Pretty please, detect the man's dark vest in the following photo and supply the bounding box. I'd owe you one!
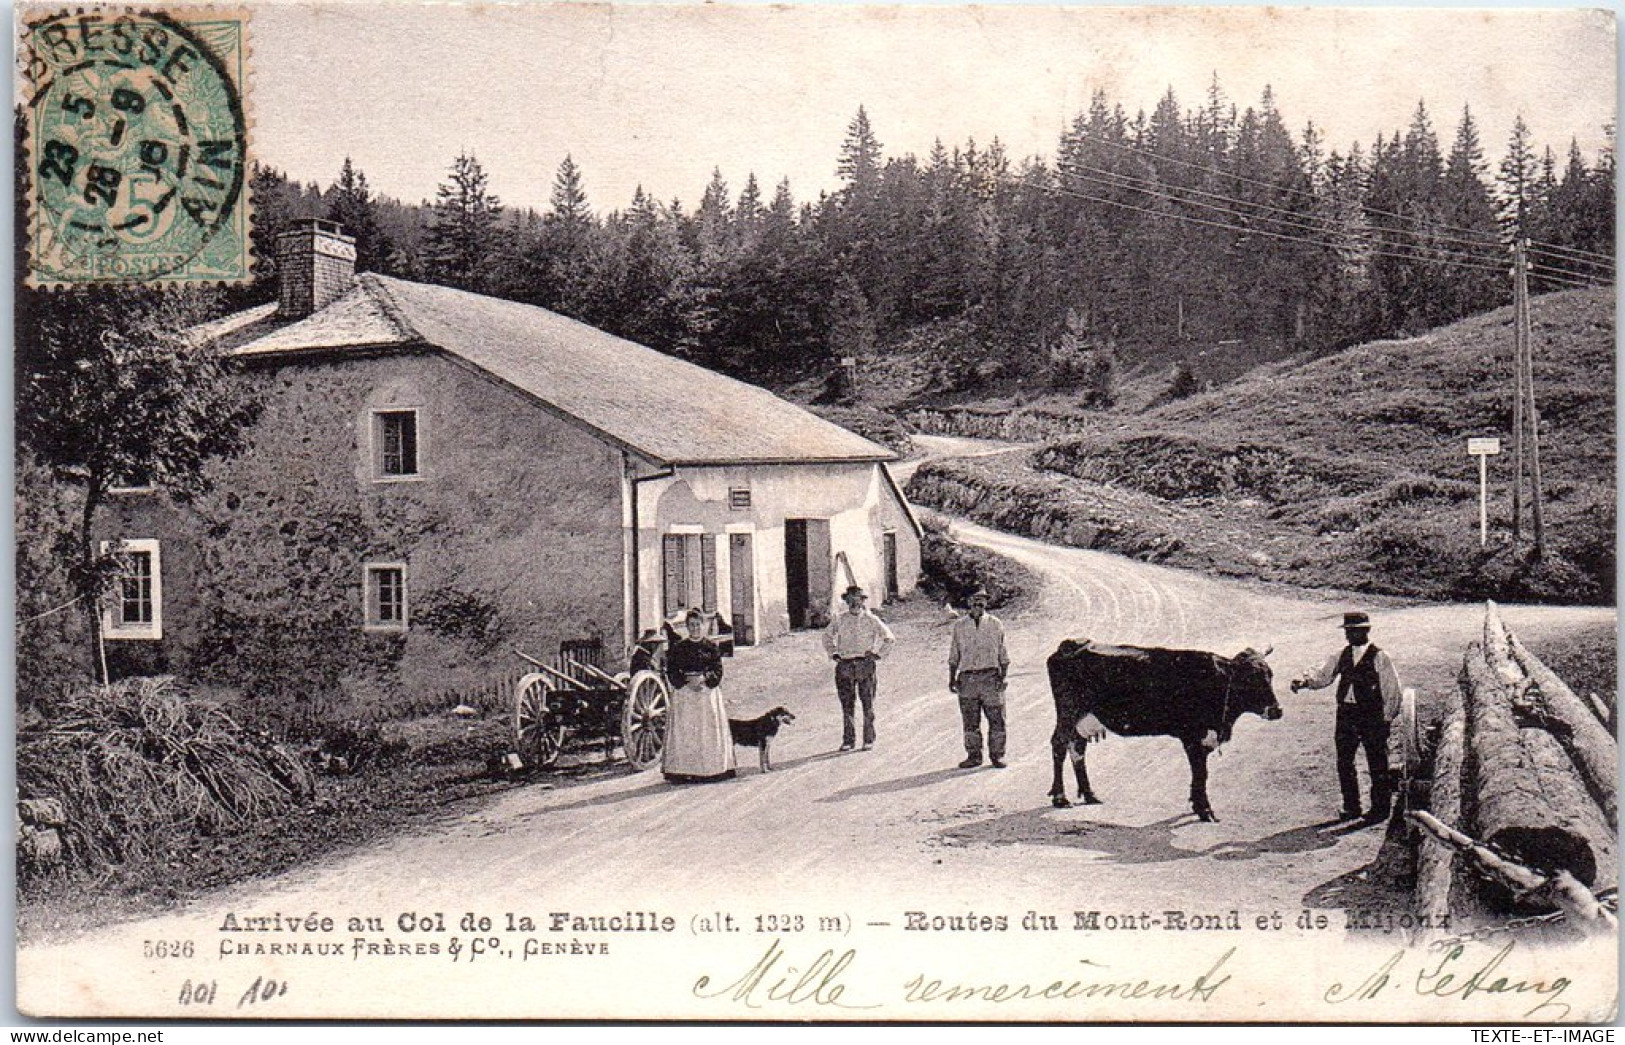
[1335,644,1385,719]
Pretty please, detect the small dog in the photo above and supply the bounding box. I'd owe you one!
[728,707,797,772]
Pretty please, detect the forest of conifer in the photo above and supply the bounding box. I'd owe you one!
[247,82,1615,397]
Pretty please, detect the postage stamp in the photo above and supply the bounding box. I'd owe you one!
[9,1,1618,1029]
[18,6,251,286]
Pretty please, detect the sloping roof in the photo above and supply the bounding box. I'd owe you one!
[223,275,893,467]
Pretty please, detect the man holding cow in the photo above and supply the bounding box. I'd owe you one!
[1291,611,1402,824]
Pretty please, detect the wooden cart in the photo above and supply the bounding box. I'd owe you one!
[512,638,668,771]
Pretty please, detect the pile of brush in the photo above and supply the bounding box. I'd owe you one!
[18,676,316,875]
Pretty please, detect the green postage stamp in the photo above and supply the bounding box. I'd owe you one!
[19,6,251,286]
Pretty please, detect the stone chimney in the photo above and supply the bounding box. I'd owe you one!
[276,219,356,318]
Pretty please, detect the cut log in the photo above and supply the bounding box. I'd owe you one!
[1461,642,1615,909]
[1410,810,1617,940]
[1506,630,1618,825]
[1586,692,1613,732]
[1415,688,1469,939]
[1481,603,1528,689]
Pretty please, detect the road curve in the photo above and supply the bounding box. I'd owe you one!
[19,435,1615,1019]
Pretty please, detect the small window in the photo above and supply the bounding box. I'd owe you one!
[102,539,162,640]
[373,410,420,479]
[364,564,408,631]
[108,469,155,495]
[728,487,752,510]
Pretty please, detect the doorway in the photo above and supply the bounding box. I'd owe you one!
[784,518,832,629]
[728,533,755,646]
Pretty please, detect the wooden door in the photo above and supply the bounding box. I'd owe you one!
[661,534,686,619]
[700,534,718,613]
[729,533,754,646]
[804,519,833,625]
[784,520,809,629]
[883,531,899,599]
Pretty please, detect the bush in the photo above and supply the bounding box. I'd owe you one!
[918,531,1036,611]
[17,676,315,876]
[808,405,916,455]
[1037,432,1392,505]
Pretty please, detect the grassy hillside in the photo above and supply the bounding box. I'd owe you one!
[1137,289,1615,486]
[908,288,1616,605]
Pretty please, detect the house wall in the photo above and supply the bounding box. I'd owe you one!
[635,462,921,643]
[98,351,626,724]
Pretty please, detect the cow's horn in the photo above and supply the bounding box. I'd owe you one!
[1262,645,1274,657]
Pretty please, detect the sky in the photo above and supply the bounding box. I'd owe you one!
[233,5,1617,213]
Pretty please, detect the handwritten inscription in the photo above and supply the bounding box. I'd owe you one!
[691,941,1235,1010]
[902,948,1234,1006]
[131,906,1603,1018]
[1324,942,1574,1019]
[693,938,878,1010]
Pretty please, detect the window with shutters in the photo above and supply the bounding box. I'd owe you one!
[661,531,718,618]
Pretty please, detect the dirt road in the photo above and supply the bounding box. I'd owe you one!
[19,436,1615,1019]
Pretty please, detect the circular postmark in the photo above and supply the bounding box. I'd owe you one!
[23,10,248,284]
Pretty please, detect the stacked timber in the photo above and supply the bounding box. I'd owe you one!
[1457,603,1618,913]
[1505,630,1617,824]
[1413,688,1472,935]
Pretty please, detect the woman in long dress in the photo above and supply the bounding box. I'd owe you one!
[662,609,736,783]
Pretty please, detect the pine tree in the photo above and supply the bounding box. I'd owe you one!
[547,155,592,233]
[837,106,884,194]
[325,157,393,274]
[1496,115,1539,237]
[1440,106,1505,315]
[695,167,734,265]
[531,155,600,315]
[735,173,765,250]
[425,152,504,293]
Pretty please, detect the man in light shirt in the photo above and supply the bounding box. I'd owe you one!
[1291,611,1402,824]
[822,585,895,751]
[949,588,1010,769]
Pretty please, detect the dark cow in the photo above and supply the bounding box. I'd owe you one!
[1046,639,1282,822]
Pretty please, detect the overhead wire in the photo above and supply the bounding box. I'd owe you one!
[1076,132,1616,269]
[1056,161,1514,273]
[1077,133,1513,250]
[1528,241,1616,266]
[1037,173,1515,277]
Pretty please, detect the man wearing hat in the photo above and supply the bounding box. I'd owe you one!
[949,588,1010,769]
[822,585,895,751]
[1291,611,1403,822]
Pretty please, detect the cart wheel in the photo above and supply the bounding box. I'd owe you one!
[515,673,566,769]
[621,670,669,771]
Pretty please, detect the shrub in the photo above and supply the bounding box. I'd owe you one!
[918,531,1035,611]
[808,405,916,455]
[17,676,315,875]
[1037,433,1392,505]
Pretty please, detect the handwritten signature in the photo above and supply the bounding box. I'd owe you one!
[1325,941,1574,1019]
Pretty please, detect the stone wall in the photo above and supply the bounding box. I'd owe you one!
[99,351,625,727]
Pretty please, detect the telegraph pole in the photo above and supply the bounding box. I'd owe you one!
[1510,240,1527,542]
[1518,239,1547,557]
[1508,240,1547,559]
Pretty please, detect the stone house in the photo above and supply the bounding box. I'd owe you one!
[99,220,920,715]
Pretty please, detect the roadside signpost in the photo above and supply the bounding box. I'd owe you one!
[1468,437,1502,547]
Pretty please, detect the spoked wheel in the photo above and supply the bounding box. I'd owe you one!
[514,673,566,769]
[620,670,669,771]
